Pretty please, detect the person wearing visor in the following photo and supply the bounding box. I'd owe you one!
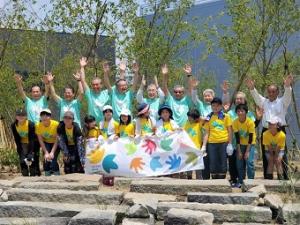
[100,105,118,140]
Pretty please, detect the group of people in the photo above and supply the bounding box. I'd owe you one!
[11,57,294,188]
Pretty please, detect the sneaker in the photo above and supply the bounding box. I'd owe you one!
[234,183,242,188]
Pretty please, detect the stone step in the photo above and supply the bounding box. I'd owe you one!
[157,202,272,223]
[68,209,117,225]
[243,179,300,193]
[0,201,128,219]
[15,181,99,191]
[130,179,231,195]
[7,188,123,205]
[282,203,300,225]
[187,192,259,205]
[0,217,70,225]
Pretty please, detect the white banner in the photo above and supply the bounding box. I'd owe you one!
[84,130,204,177]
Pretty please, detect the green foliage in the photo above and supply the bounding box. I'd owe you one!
[0,148,19,168]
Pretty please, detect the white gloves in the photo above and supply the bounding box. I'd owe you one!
[226,143,234,156]
[200,145,207,157]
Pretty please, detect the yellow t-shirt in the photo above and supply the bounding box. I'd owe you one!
[65,127,75,145]
[140,118,154,136]
[35,120,59,143]
[162,121,174,132]
[232,117,256,145]
[116,123,135,137]
[184,120,203,148]
[204,113,232,143]
[263,130,286,151]
[16,120,29,144]
[87,127,101,139]
[100,120,118,139]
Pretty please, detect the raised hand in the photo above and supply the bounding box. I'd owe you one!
[73,71,81,81]
[161,64,168,75]
[165,154,181,170]
[221,80,229,93]
[41,74,50,85]
[141,75,146,87]
[46,72,55,82]
[223,103,230,112]
[255,106,264,120]
[284,74,293,87]
[14,73,23,83]
[130,157,145,173]
[245,78,255,90]
[190,77,199,89]
[119,60,127,72]
[183,64,192,75]
[132,61,139,74]
[80,57,87,68]
[102,61,110,74]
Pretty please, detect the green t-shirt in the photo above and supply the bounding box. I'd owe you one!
[110,85,134,121]
[25,96,48,124]
[195,100,212,118]
[165,94,193,127]
[58,98,82,128]
[85,87,110,123]
[145,97,161,119]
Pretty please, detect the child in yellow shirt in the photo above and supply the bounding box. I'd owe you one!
[263,117,286,180]
[232,104,256,186]
[156,104,179,136]
[135,103,156,137]
[203,97,233,179]
[116,109,135,138]
[100,105,118,140]
[184,108,205,179]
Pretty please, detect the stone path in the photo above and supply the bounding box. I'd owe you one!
[0,174,299,225]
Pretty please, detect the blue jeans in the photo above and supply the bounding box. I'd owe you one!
[207,143,227,175]
[236,145,255,184]
[44,142,60,176]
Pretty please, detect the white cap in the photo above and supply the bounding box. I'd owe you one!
[267,117,280,124]
[40,108,51,115]
[120,108,131,116]
[103,105,113,112]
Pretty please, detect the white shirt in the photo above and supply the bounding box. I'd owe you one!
[250,87,292,127]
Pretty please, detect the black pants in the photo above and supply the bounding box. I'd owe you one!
[201,150,210,179]
[261,127,289,180]
[63,145,84,174]
[228,150,238,183]
[19,143,40,176]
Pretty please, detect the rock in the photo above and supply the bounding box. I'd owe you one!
[0,201,127,218]
[263,194,283,209]
[187,192,259,205]
[0,217,70,225]
[126,204,149,218]
[15,181,99,191]
[122,214,155,225]
[0,192,8,202]
[165,208,214,225]
[69,209,116,225]
[130,179,231,195]
[282,203,300,225]
[248,185,267,198]
[244,179,300,193]
[0,189,3,196]
[222,223,273,225]
[257,198,265,206]
[6,188,123,205]
[0,180,16,190]
[157,202,272,223]
[123,192,176,214]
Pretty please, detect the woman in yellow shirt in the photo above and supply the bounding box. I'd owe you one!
[35,109,60,176]
[263,117,286,180]
[57,111,84,174]
[203,97,233,179]
[11,108,40,176]
[116,108,135,138]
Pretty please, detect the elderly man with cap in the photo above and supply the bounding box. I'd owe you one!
[57,111,85,174]
[246,74,293,179]
[35,109,60,176]
[11,108,40,176]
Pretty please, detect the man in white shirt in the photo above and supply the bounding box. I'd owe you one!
[245,74,293,180]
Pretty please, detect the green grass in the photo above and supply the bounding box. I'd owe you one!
[0,148,19,168]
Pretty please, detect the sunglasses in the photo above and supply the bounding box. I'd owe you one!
[174,91,183,94]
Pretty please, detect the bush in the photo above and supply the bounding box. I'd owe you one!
[0,148,20,168]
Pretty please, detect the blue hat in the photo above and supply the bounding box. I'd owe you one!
[158,104,173,119]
